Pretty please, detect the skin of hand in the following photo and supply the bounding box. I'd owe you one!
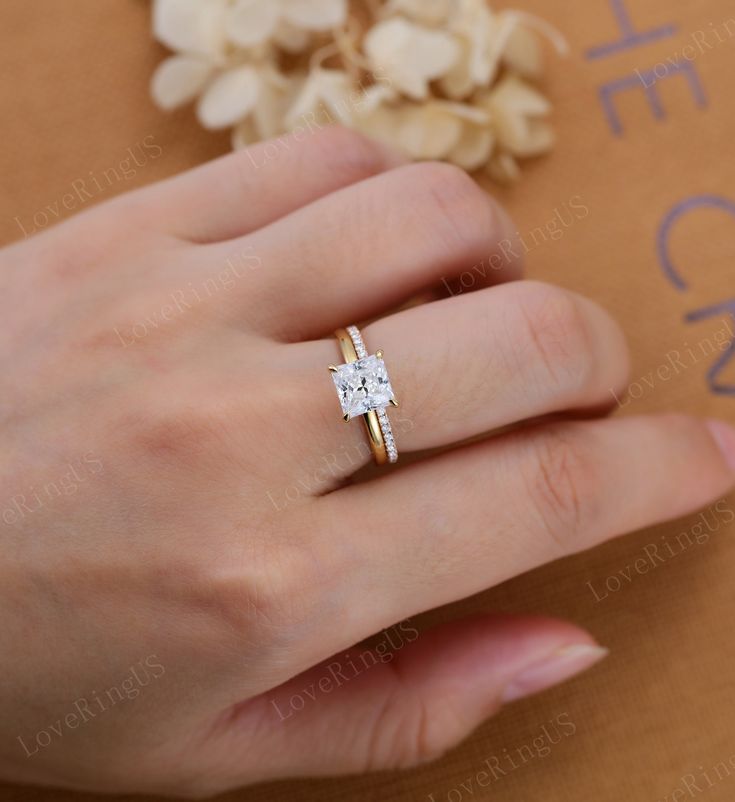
[1,125,734,798]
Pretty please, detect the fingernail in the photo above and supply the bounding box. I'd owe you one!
[501,644,609,704]
[706,420,735,472]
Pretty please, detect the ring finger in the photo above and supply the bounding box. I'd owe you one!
[286,279,629,481]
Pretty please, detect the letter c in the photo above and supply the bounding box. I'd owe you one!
[657,195,735,291]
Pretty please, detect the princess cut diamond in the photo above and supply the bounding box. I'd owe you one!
[332,354,395,420]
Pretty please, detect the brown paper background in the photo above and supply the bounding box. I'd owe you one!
[1,1,735,800]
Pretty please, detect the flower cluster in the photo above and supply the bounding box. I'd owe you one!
[151,0,566,181]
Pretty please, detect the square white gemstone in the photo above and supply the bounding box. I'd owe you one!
[332,354,395,419]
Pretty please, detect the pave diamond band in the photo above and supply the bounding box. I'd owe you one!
[330,326,399,465]
[346,325,368,360]
[377,407,398,463]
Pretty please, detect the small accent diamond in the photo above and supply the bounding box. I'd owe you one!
[376,408,398,463]
[347,326,368,359]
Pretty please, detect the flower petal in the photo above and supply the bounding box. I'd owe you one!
[150,55,213,111]
[354,105,404,151]
[285,68,353,128]
[197,65,261,130]
[395,104,464,159]
[447,125,494,170]
[353,83,399,116]
[153,0,227,58]
[439,42,475,99]
[424,101,493,168]
[448,0,499,87]
[509,120,555,157]
[273,20,312,52]
[226,0,280,48]
[486,151,521,183]
[502,24,543,78]
[281,0,348,31]
[364,18,460,100]
[487,75,551,117]
[252,67,299,139]
[431,100,490,125]
[484,77,553,157]
[384,0,453,25]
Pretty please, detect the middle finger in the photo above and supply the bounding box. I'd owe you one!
[204,161,520,341]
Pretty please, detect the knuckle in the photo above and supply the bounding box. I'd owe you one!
[407,162,498,254]
[206,520,329,650]
[512,283,596,399]
[129,397,227,465]
[522,426,597,554]
[214,546,302,640]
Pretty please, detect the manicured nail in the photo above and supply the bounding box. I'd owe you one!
[501,644,609,704]
[706,420,735,472]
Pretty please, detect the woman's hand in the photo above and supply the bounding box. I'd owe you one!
[1,126,733,797]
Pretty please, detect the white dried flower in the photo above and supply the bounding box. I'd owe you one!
[272,21,311,53]
[151,55,215,111]
[363,18,460,100]
[286,68,354,128]
[447,0,498,88]
[382,0,453,26]
[153,0,228,59]
[232,69,303,147]
[150,0,566,182]
[197,65,261,129]
[449,125,495,171]
[503,23,543,78]
[480,74,553,157]
[226,0,347,48]
[226,0,280,48]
